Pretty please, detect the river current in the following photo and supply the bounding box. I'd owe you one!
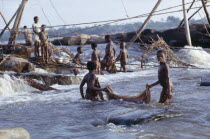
[0,43,210,139]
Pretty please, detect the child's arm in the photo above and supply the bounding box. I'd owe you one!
[148,81,160,88]
[79,77,86,99]
[89,75,107,92]
[116,50,122,62]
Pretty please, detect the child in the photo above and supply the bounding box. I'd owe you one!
[39,25,49,63]
[80,61,107,101]
[91,42,102,75]
[32,16,41,57]
[116,42,128,72]
[148,50,173,103]
[72,47,85,76]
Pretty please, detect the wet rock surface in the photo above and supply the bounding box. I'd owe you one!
[107,109,182,126]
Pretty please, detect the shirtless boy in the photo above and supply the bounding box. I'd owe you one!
[91,42,102,75]
[72,47,85,76]
[39,25,49,63]
[116,42,128,72]
[102,35,116,71]
[80,61,107,101]
[148,50,173,103]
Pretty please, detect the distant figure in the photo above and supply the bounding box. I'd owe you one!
[39,25,49,63]
[80,61,108,101]
[102,35,116,71]
[115,42,128,72]
[22,26,33,46]
[72,47,85,76]
[148,50,173,103]
[32,16,41,57]
[91,42,102,75]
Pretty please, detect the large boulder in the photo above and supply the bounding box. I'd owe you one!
[63,34,91,45]
[0,127,30,139]
[0,55,34,73]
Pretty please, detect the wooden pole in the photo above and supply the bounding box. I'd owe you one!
[126,0,162,49]
[0,7,20,39]
[183,0,192,46]
[201,0,210,26]
[178,0,195,27]
[0,11,11,32]
[8,0,28,45]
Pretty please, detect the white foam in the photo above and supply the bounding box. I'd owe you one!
[179,46,210,68]
[0,74,37,97]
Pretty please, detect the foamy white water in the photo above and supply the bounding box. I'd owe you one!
[179,46,210,68]
[0,74,37,97]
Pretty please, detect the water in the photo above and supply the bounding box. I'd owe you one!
[0,44,210,139]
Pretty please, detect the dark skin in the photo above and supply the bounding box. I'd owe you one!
[148,52,172,103]
[33,17,40,57]
[79,69,108,101]
[73,48,85,66]
[39,26,49,63]
[105,38,116,58]
[116,42,128,72]
[91,45,101,74]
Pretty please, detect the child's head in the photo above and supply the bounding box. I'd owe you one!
[41,25,46,32]
[120,42,125,49]
[156,50,166,62]
[23,26,27,29]
[91,42,97,50]
[105,35,111,42]
[87,61,96,71]
[77,46,83,54]
[34,16,39,23]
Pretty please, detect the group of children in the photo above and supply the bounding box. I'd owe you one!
[23,16,173,104]
[22,16,49,63]
[72,35,129,76]
[80,49,173,104]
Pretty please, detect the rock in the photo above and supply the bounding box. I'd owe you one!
[0,55,34,73]
[107,109,182,126]
[63,34,90,45]
[87,35,105,44]
[25,74,81,86]
[200,77,210,86]
[0,127,30,139]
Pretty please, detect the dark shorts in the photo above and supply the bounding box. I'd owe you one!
[159,86,172,103]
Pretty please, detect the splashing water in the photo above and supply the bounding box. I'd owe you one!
[179,46,210,68]
[0,74,37,96]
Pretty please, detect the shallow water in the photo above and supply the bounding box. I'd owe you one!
[0,44,210,139]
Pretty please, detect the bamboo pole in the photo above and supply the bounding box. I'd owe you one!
[0,11,11,32]
[183,0,192,46]
[126,0,162,49]
[8,0,28,45]
[201,0,210,26]
[0,7,20,39]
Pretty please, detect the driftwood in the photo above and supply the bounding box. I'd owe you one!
[141,36,191,67]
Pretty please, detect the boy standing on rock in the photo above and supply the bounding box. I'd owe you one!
[115,42,128,72]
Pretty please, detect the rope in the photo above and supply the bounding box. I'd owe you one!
[49,0,66,25]
[120,0,145,45]
[51,5,210,37]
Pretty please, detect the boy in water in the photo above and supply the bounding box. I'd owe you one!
[80,61,107,101]
[72,47,85,76]
[148,50,173,103]
[39,25,49,63]
[115,42,129,72]
[102,35,116,71]
[91,42,102,75]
